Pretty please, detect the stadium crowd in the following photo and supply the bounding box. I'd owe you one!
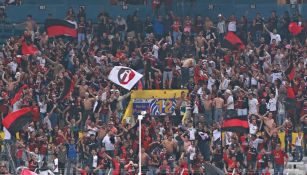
[0,2,307,175]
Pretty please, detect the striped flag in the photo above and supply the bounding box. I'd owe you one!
[222,116,249,133]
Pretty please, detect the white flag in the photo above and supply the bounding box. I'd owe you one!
[108,66,143,90]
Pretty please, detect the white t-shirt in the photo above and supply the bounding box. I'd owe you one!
[53,158,59,173]
[102,134,116,151]
[93,155,98,168]
[249,123,258,135]
[269,32,281,44]
[228,21,236,32]
[38,102,47,113]
[226,96,234,109]
[187,145,196,160]
[248,98,259,114]
[152,44,159,59]
[271,72,282,83]
[213,129,221,142]
[188,127,196,141]
[267,98,277,112]
[3,127,11,140]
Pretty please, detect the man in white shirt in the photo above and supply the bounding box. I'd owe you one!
[224,89,235,119]
[53,154,59,174]
[264,24,281,45]
[187,122,196,141]
[102,131,116,157]
[248,93,259,115]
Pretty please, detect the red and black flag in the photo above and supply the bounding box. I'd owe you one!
[222,116,249,133]
[58,76,75,100]
[2,106,39,133]
[224,32,245,50]
[284,62,295,81]
[45,19,77,37]
[10,84,28,106]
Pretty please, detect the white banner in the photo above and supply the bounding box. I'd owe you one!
[108,66,143,90]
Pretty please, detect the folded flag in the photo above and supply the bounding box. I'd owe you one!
[288,22,303,36]
[58,76,75,100]
[2,106,40,134]
[224,32,245,50]
[45,19,77,37]
[108,66,143,90]
[10,84,28,106]
[284,62,295,81]
[22,41,38,55]
[222,116,249,133]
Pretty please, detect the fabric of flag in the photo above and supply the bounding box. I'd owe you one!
[2,107,40,133]
[221,116,249,133]
[287,86,296,99]
[45,19,77,37]
[22,41,38,55]
[21,169,38,175]
[108,66,143,90]
[284,62,295,81]
[224,32,245,50]
[58,76,74,100]
[288,22,303,36]
[10,84,28,106]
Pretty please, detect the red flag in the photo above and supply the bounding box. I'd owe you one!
[284,63,295,81]
[10,84,28,106]
[21,169,38,175]
[288,22,303,36]
[224,32,245,50]
[22,41,38,55]
[287,87,296,99]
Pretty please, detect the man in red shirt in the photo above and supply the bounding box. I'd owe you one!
[271,144,288,175]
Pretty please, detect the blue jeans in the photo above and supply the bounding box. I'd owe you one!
[67,158,77,175]
[204,110,213,126]
[294,146,303,161]
[181,67,189,87]
[172,31,182,43]
[274,164,284,175]
[254,31,262,43]
[78,33,85,43]
[277,113,285,127]
[214,108,223,123]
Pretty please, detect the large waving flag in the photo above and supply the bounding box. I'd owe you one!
[45,19,77,37]
[58,76,75,100]
[284,62,295,81]
[224,32,245,50]
[222,115,249,133]
[10,84,28,106]
[108,66,143,90]
[2,107,39,133]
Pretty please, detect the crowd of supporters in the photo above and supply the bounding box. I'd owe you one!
[0,2,306,175]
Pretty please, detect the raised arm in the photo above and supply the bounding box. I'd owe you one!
[1,72,8,84]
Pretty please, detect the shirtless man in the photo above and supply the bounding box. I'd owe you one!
[82,92,96,126]
[255,112,284,136]
[2,72,20,93]
[203,94,213,125]
[77,80,88,98]
[25,15,38,32]
[213,92,224,123]
[140,148,150,173]
[194,32,207,55]
[162,135,178,157]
